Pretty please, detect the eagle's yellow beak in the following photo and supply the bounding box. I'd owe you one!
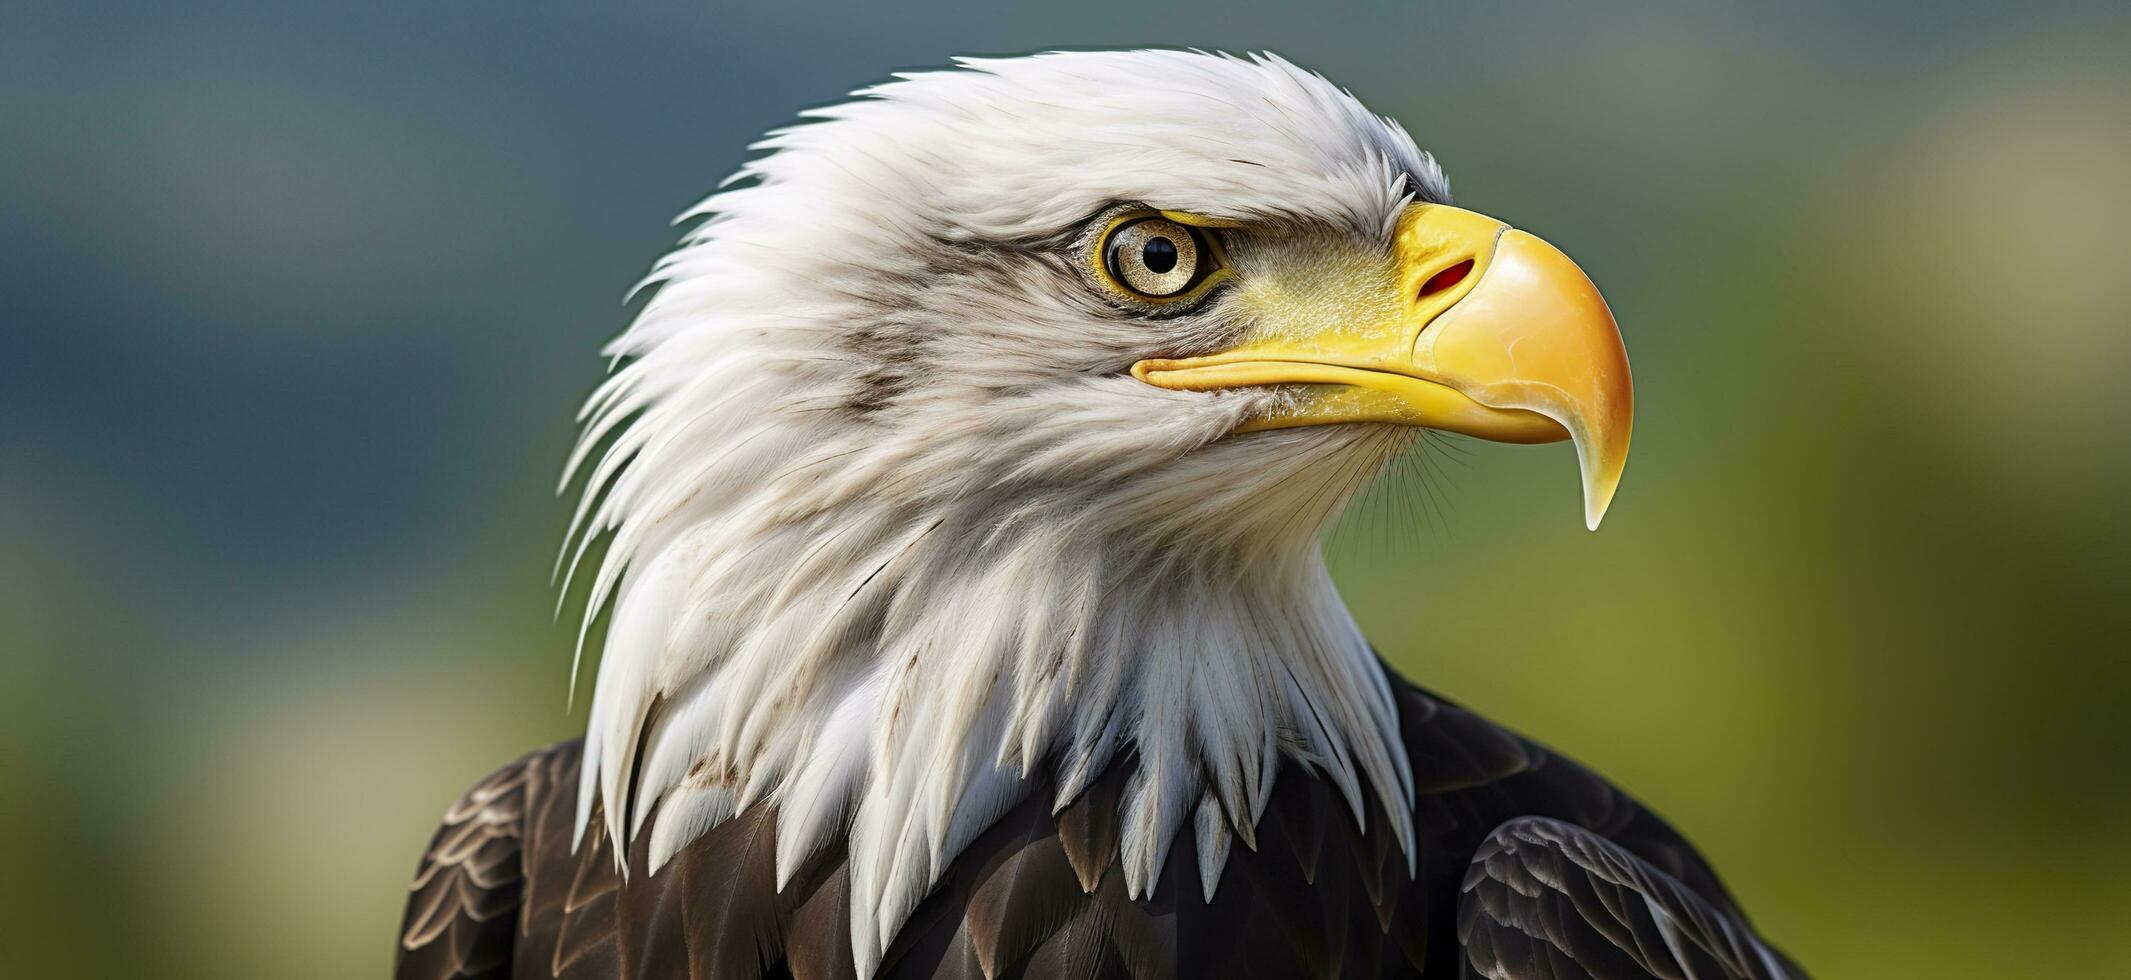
[1132,203,1634,530]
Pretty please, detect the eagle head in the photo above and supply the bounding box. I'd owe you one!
[565,49,1632,975]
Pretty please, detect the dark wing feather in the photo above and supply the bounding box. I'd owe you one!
[956,800,1093,977]
[677,805,805,980]
[403,658,1801,980]
[504,742,622,980]
[396,746,552,980]
[1054,767,1125,894]
[784,860,859,980]
[1386,676,1807,980]
[1457,817,1801,980]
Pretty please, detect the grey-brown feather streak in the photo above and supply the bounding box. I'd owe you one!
[395,669,1806,980]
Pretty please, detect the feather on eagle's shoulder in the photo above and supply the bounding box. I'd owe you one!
[397,669,1804,979]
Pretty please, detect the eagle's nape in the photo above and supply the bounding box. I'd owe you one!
[397,670,1802,979]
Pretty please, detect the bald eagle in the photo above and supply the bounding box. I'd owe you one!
[397,50,1802,980]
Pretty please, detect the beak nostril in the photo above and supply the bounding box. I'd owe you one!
[1419,260,1473,300]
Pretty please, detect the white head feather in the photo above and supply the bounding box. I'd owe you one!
[563,50,1452,977]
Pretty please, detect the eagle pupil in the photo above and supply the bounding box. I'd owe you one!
[1142,237,1178,274]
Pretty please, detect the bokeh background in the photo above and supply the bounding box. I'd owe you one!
[5,0,2128,976]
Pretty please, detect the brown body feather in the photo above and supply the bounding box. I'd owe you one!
[397,668,1803,979]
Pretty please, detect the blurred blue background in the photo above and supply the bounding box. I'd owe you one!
[5,1,2128,976]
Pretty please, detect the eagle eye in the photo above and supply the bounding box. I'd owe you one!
[1097,215,1223,303]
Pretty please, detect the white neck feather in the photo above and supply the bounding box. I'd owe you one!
[569,390,1415,975]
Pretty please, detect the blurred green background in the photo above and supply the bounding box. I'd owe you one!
[4,1,2127,976]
